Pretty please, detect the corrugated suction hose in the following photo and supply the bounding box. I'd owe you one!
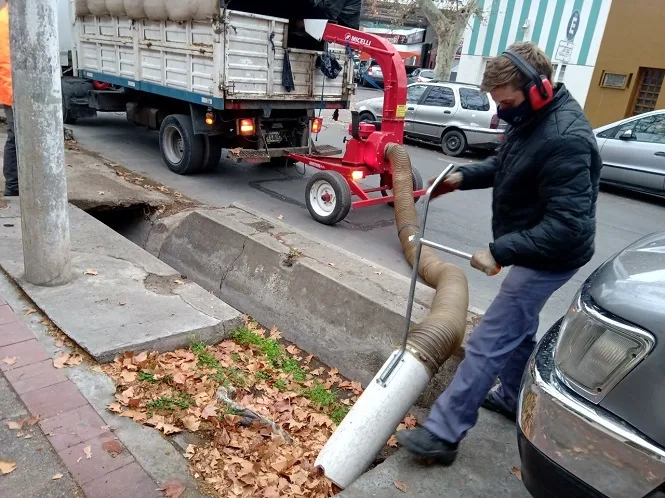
[385,143,469,375]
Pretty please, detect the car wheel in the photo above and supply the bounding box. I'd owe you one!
[359,112,375,123]
[441,129,468,157]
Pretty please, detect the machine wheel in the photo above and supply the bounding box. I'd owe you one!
[305,171,352,225]
[201,135,223,173]
[381,166,424,207]
[441,129,468,157]
[159,114,204,175]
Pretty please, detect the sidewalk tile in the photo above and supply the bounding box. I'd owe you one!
[0,339,49,371]
[21,380,88,419]
[0,321,33,347]
[58,433,134,485]
[4,359,66,394]
[40,404,108,451]
[0,304,16,325]
[81,462,160,498]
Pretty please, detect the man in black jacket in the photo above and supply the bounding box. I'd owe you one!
[397,41,602,465]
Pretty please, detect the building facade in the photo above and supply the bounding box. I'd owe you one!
[457,0,665,128]
[457,0,612,109]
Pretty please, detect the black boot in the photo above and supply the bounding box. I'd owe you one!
[395,427,459,466]
[481,389,517,422]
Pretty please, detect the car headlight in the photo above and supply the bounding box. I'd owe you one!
[554,288,655,404]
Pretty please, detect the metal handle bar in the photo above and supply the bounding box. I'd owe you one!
[377,164,500,385]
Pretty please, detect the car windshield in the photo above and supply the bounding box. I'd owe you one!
[420,70,435,79]
[459,88,490,111]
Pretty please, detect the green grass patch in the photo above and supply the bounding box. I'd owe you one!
[147,393,194,411]
[138,371,156,384]
[274,380,287,391]
[330,405,350,425]
[255,371,271,381]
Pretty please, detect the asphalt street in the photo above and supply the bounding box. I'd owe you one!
[70,87,665,335]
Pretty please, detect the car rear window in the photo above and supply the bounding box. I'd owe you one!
[421,70,435,79]
[459,88,490,111]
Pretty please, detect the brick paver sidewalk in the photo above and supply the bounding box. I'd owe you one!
[0,294,162,498]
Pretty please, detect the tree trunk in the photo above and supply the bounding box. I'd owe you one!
[415,0,479,81]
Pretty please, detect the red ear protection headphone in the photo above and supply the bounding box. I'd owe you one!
[501,50,553,111]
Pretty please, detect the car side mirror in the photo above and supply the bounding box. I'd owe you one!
[620,129,635,140]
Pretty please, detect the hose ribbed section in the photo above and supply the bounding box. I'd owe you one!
[385,143,469,375]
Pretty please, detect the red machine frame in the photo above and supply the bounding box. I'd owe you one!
[288,22,425,215]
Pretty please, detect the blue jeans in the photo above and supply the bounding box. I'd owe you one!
[424,266,577,444]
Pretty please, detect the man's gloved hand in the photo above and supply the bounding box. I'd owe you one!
[428,172,463,199]
[471,248,501,276]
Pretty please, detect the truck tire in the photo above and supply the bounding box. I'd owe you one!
[201,135,223,173]
[159,114,204,175]
[305,171,352,225]
[61,77,94,125]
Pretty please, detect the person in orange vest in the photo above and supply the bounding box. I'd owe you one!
[0,0,16,197]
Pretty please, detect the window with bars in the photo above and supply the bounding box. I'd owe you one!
[632,68,665,115]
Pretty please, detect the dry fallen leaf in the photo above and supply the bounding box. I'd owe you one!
[7,420,23,430]
[394,481,408,492]
[277,215,284,220]
[101,439,124,457]
[84,269,99,276]
[52,473,63,480]
[159,479,185,498]
[327,262,336,267]
[84,446,92,459]
[181,415,200,432]
[0,460,16,474]
[100,425,110,431]
[173,279,185,285]
[120,370,137,383]
[25,308,38,315]
[201,403,217,420]
[511,466,522,481]
[375,271,383,275]
[76,457,82,463]
[65,355,83,367]
[98,191,105,196]
[402,414,417,429]
[25,416,39,426]
[2,356,17,366]
[53,353,70,369]
[387,435,398,447]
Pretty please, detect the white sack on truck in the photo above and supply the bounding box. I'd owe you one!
[75,0,218,21]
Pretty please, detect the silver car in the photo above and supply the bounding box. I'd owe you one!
[356,82,505,157]
[518,232,665,498]
[595,110,665,196]
[407,68,435,85]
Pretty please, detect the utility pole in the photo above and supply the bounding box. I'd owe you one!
[8,0,71,286]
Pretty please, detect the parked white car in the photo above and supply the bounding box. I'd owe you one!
[356,82,505,157]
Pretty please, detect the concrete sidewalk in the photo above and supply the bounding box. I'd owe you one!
[0,294,160,498]
[0,199,242,362]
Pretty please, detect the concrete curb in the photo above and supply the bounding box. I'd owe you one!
[138,203,483,407]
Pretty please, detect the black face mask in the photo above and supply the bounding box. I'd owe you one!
[497,100,532,126]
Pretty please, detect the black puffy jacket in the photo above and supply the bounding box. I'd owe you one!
[456,85,602,272]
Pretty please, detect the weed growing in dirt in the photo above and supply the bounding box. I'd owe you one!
[192,341,219,369]
[138,371,156,383]
[255,371,271,381]
[147,393,194,411]
[232,325,351,424]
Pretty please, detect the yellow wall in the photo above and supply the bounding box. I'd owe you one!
[584,0,665,128]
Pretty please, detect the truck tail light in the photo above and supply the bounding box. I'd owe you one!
[311,118,323,134]
[490,114,500,129]
[205,110,215,126]
[238,118,255,136]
